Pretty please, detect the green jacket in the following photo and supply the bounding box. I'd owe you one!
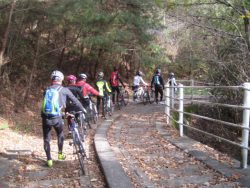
[96,79,111,96]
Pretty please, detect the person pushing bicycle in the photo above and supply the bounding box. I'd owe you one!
[76,73,101,109]
[110,66,126,105]
[96,72,112,117]
[41,70,85,168]
[133,70,148,101]
[151,69,164,103]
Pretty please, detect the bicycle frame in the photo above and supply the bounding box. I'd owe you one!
[67,112,87,175]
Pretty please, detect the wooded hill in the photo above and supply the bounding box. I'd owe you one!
[0,0,250,115]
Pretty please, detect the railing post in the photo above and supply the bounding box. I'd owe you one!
[191,79,194,102]
[241,82,250,168]
[165,83,170,124]
[171,79,175,108]
[179,84,184,137]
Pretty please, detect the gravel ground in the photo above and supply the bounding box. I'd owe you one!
[0,115,106,188]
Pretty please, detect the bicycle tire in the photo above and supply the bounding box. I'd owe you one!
[150,90,155,103]
[142,91,147,105]
[123,90,129,106]
[92,103,98,123]
[78,113,87,139]
[73,131,86,175]
[117,95,121,110]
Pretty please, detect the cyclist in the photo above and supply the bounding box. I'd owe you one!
[65,75,85,112]
[76,73,101,109]
[133,70,147,101]
[41,70,85,168]
[65,75,86,133]
[110,67,126,104]
[151,69,165,103]
[168,72,177,91]
[96,72,112,117]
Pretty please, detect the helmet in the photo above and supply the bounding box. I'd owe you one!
[136,71,142,76]
[79,73,87,79]
[156,69,161,74]
[51,70,64,81]
[66,75,77,81]
[170,72,174,76]
[98,72,104,78]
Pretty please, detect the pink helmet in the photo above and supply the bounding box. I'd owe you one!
[66,75,77,81]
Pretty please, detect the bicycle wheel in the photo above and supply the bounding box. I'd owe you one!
[73,131,86,175]
[107,96,113,116]
[150,90,155,103]
[77,113,87,139]
[89,103,97,124]
[123,90,129,106]
[142,91,150,105]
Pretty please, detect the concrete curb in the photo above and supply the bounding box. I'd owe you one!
[156,122,250,188]
[94,114,134,188]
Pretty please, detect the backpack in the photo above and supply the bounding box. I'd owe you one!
[153,75,160,85]
[110,72,118,86]
[42,86,63,117]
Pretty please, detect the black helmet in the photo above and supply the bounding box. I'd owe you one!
[136,70,142,76]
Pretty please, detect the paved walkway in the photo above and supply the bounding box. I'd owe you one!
[95,103,250,188]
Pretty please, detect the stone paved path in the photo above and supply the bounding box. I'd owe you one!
[107,103,241,187]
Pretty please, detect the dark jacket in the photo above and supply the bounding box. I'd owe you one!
[151,74,164,89]
[66,84,86,112]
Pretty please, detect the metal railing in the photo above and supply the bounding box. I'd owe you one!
[165,82,250,169]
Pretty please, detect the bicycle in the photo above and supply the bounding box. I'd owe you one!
[133,85,149,104]
[66,111,87,175]
[117,86,129,110]
[86,95,98,125]
[72,111,87,139]
[142,86,152,105]
[103,95,114,118]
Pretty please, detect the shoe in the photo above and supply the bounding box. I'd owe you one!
[58,152,66,160]
[47,159,53,167]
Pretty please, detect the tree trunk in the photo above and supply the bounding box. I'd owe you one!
[244,17,250,51]
[23,37,40,104]
[0,0,16,72]
[57,30,67,69]
[76,44,84,74]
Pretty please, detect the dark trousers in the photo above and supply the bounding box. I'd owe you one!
[42,117,64,160]
[155,85,163,102]
[111,86,120,104]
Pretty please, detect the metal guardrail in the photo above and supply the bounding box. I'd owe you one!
[164,82,250,169]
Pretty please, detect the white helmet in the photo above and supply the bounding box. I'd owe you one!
[79,73,87,79]
[98,72,104,78]
[51,70,64,81]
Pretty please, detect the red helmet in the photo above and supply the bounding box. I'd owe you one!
[66,75,77,81]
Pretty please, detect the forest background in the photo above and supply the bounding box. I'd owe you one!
[0,0,250,122]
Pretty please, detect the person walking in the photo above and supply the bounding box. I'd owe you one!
[133,70,147,101]
[168,72,177,92]
[41,70,85,167]
[76,73,101,109]
[110,67,125,104]
[151,69,164,103]
[96,72,112,117]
